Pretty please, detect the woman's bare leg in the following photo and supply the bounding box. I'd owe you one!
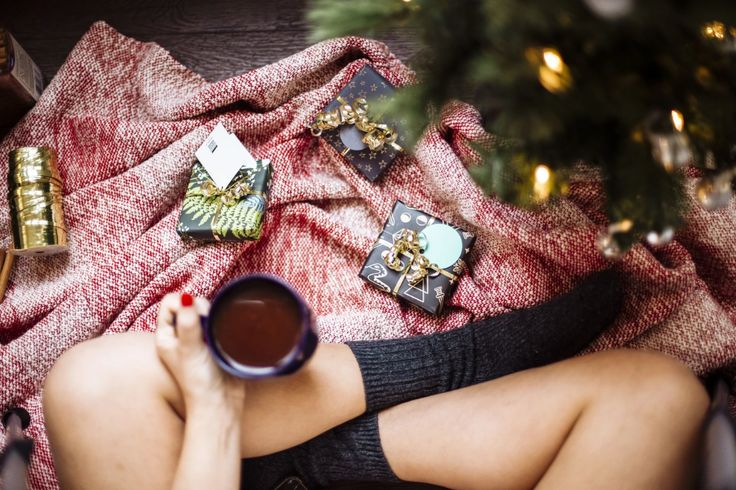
[379,349,708,490]
[43,332,366,489]
[44,333,707,490]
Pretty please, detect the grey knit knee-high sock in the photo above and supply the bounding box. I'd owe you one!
[241,413,397,489]
[293,413,398,487]
[349,269,622,413]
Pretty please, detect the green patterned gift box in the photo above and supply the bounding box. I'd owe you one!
[176,159,272,241]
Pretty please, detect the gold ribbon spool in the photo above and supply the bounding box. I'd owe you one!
[380,228,460,296]
[310,96,403,153]
[8,146,69,255]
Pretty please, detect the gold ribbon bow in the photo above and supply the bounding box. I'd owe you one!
[192,175,259,240]
[310,96,403,153]
[380,228,461,295]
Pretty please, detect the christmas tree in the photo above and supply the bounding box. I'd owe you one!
[308,0,736,257]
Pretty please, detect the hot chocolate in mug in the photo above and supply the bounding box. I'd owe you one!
[198,274,318,379]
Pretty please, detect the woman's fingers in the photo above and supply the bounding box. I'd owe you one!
[156,293,204,349]
[155,292,209,356]
[176,299,206,351]
[157,293,182,329]
[155,293,180,353]
[194,297,210,317]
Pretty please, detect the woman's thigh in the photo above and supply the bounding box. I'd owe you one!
[378,349,708,490]
[43,332,366,489]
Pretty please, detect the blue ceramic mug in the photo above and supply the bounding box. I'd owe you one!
[200,274,317,379]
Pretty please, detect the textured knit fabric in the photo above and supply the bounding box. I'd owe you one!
[242,413,396,490]
[351,269,622,412]
[0,22,734,488]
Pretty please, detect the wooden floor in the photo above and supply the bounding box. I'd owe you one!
[1,0,418,82]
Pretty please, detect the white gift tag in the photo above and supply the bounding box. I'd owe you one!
[225,133,258,170]
[195,123,257,189]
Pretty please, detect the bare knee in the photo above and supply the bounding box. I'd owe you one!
[43,333,168,423]
[585,349,708,425]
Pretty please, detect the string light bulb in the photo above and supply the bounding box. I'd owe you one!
[703,21,727,40]
[526,47,572,93]
[534,164,551,184]
[532,163,553,202]
[670,109,684,132]
[542,49,564,73]
[646,110,692,172]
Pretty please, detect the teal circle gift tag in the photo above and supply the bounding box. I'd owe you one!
[419,223,463,269]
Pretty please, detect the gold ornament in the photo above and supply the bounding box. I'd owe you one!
[695,172,734,210]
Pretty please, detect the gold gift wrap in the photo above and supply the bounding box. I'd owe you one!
[8,147,68,255]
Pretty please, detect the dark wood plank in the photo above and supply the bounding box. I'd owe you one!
[3,0,309,38]
[0,0,419,81]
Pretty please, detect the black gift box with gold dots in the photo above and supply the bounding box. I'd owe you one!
[311,65,405,182]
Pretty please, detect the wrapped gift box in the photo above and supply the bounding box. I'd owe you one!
[176,159,272,241]
[359,201,476,315]
[312,64,405,181]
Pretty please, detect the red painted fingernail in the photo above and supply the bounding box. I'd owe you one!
[181,292,194,307]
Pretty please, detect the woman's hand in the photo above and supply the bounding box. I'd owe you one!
[155,292,246,415]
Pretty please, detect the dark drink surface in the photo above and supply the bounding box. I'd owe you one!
[210,278,303,367]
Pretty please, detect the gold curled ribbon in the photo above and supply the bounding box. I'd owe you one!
[379,228,460,296]
[310,96,403,153]
[191,175,263,241]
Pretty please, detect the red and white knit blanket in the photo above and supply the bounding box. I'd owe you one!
[1,22,734,488]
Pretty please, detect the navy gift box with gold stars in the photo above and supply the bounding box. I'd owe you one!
[310,65,405,181]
